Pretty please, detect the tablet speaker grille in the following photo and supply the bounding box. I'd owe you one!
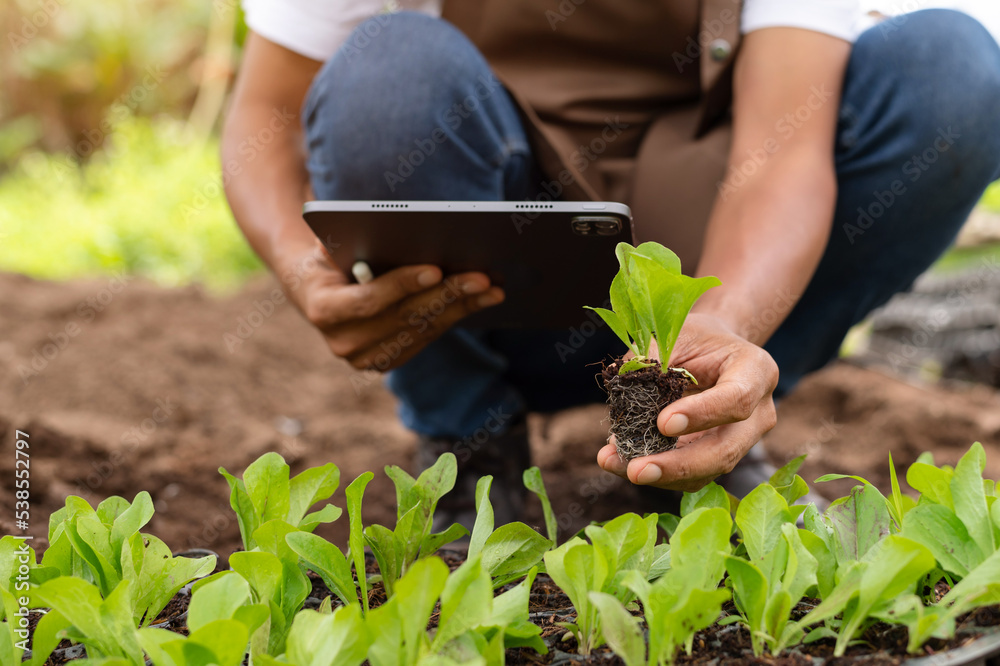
[371,203,409,208]
[514,204,554,209]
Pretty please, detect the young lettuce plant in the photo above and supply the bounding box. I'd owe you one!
[219,452,342,552]
[256,604,371,666]
[139,573,269,666]
[585,242,720,460]
[229,519,311,658]
[27,578,146,665]
[467,474,553,588]
[543,512,659,655]
[366,555,544,666]
[363,453,469,598]
[899,442,998,580]
[38,493,215,626]
[593,507,733,665]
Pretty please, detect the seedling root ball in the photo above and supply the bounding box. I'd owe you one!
[602,359,689,460]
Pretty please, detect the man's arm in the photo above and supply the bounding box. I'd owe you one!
[598,28,850,490]
[223,33,501,370]
[693,28,852,344]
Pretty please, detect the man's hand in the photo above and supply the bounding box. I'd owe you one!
[597,313,778,492]
[281,243,504,371]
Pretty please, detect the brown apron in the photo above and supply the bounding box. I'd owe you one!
[442,0,743,270]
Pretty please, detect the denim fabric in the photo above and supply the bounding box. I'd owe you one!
[304,10,1000,438]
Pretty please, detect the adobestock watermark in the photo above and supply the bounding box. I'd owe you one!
[671,5,739,73]
[873,0,926,39]
[383,74,503,192]
[223,246,335,353]
[796,416,844,458]
[16,272,134,384]
[545,0,587,30]
[842,126,959,245]
[513,116,629,233]
[882,257,1000,374]
[7,0,70,52]
[740,288,799,342]
[554,298,611,363]
[72,398,176,498]
[717,84,835,201]
[349,276,478,395]
[183,107,296,221]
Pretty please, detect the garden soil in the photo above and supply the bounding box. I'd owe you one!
[2,272,1000,557]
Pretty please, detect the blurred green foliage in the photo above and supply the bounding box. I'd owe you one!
[981,182,1000,213]
[0,115,263,290]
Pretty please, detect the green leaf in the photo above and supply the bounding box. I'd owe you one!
[420,523,470,556]
[907,460,954,509]
[285,606,370,666]
[468,476,495,560]
[346,471,374,613]
[218,467,259,552]
[826,484,891,565]
[523,467,558,543]
[365,524,401,599]
[589,592,646,666]
[681,482,730,517]
[902,504,984,578]
[724,556,768,656]
[481,522,551,584]
[618,357,656,374]
[286,531,358,609]
[243,452,292,527]
[629,253,720,363]
[433,558,493,649]
[287,462,340,528]
[769,456,810,505]
[108,492,154,563]
[735,484,793,564]
[670,507,733,587]
[584,307,634,352]
[186,573,251,632]
[950,442,994,559]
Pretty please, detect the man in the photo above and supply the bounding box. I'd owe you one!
[222,0,1000,528]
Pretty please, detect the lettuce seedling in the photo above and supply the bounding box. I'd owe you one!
[367,555,544,666]
[788,535,936,656]
[257,605,370,666]
[27,577,145,665]
[900,442,997,579]
[34,493,214,626]
[594,507,733,665]
[874,549,1000,653]
[42,493,154,597]
[816,451,915,531]
[585,242,721,370]
[543,512,659,654]
[219,452,342,552]
[523,466,558,542]
[364,453,468,598]
[585,242,720,460]
[139,573,269,666]
[468,475,553,588]
[229,520,311,657]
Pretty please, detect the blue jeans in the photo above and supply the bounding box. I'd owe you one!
[304,10,1000,439]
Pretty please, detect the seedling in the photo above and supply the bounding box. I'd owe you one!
[585,242,720,460]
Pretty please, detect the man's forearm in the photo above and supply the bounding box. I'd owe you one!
[692,146,837,346]
[222,104,315,277]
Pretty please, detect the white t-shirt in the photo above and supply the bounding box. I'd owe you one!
[243,0,866,62]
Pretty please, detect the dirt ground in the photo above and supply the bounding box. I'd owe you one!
[2,272,999,557]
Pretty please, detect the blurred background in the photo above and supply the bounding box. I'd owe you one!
[0,0,999,552]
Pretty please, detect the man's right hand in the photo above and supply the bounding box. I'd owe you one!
[282,245,504,372]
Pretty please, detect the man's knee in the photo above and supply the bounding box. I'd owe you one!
[302,11,500,185]
[857,10,1000,175]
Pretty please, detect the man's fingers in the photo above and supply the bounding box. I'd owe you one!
[657,349,777,436]
[342,287,505,370]
[308,265,452,329]
[627,408,775,492]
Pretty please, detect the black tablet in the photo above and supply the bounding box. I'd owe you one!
[303,200,633,328]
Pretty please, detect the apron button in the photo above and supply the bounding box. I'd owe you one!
[709,38,732,62]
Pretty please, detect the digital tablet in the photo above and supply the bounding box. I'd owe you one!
[302,200,633,328]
